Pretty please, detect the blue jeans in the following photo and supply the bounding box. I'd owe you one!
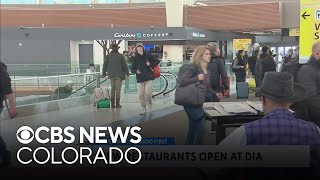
[183,106,205,145]
[0,107,3,114]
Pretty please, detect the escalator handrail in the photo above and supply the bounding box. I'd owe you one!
[162,72,178,96]
[152,74,169,98]
[68,76,109,98]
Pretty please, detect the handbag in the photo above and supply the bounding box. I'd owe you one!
[175,81,206,106]
[248,77,256,93]
[152,64,160,78]
[148,60,160,79]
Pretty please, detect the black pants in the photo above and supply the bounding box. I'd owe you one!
[0,136,10,167]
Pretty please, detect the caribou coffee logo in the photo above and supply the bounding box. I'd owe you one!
[114,33,136,38]
[114,32,170,39]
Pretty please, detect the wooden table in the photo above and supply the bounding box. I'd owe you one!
[203,101,264,145]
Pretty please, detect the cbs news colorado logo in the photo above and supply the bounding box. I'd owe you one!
[16,126,142,165]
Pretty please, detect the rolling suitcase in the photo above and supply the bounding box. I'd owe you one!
[93,87,110,108]
[236,82,249,99]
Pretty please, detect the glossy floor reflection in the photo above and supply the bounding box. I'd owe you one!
[0,75,256,149]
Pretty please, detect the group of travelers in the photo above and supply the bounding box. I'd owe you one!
[177,41,320,148]
[232,45,277,91]
[2,41,320,172]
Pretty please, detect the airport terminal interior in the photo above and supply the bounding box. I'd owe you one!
[0,0,312,158]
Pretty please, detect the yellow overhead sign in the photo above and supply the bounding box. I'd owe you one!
[300,0,320,63]
[289,28,300,37]
[233,39,252,51]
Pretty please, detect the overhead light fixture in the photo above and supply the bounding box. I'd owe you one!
[194,2,208,6]
[254,32,266,35]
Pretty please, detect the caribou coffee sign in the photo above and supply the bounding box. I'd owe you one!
[192,32,206,38]
[113,32,170,39]
[114,33,136,38]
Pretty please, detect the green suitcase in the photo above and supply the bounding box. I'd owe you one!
[97,99,110,108]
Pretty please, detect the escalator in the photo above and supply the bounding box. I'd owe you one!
[69,72,177,99]
[12,67,179,107]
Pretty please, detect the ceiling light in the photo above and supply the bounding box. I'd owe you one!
[194,2,208,6]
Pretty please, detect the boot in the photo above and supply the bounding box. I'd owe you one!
[116,98,122,108]
[111,98,115,108]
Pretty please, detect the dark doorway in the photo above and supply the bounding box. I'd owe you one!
[79,44,93,72]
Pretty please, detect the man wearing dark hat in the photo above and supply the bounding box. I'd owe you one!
[220,72,320,146]
[102,43,129,108]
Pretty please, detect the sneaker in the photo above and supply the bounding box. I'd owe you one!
[140,108,147,115]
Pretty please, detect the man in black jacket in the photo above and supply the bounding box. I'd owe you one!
[0,61,15,167]
[131,43,160,114]
[295,42,320,126]
[207,42,229,96]
[260,46,277,80]
[0,61,16,117]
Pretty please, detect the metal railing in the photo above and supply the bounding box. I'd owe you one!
[11,72,100,106]
[162,72,178,96]
[9,61,233,107]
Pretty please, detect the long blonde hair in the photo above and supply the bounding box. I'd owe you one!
[191,46,210,67]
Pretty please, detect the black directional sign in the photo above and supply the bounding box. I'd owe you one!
[302,12,310,20]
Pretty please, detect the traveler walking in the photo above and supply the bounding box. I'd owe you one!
[0,61,17,117]
[207,42,228,99]
[176,46,219,144]
[102,43,129,108]
[131,43,160,114]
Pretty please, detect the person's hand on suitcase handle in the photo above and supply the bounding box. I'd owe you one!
[216,93,223,99]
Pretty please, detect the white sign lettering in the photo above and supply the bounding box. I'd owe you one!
[192,32,206,38]
[114,33,136,38]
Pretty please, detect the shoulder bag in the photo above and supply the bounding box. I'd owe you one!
[174,65,206,106]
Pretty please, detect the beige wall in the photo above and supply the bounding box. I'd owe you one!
[280,1,300,28]
[201,0,300,29]
[165,0,184,27]
[163,45,184,62]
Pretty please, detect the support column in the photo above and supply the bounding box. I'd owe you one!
[163,0,195,63]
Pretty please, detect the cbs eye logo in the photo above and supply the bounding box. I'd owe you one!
[16,126,34,144]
